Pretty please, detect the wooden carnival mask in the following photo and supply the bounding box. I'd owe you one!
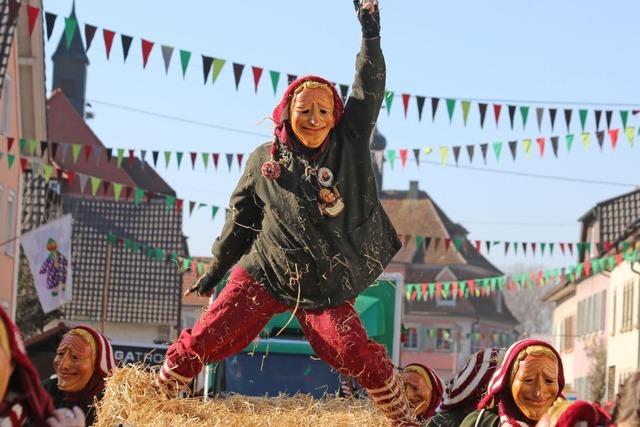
[54,331,95,392]
[402,368,433,417]
[0,321,13,402]
[289,82,335,149]
[511,348,560,421]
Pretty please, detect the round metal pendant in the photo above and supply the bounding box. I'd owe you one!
[317,167,334,188]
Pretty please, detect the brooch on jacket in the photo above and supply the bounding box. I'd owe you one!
[317,167,344,217]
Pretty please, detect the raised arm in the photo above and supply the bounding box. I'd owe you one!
[186,153,264,296]
[342,0,385,141]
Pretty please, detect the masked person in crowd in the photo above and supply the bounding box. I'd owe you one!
[426,348,506,427]
[460,339,564,427]
[402,364,443,421]
[156,1,418,424]
[0,307,85,427]
[42,326,116,426]
[613,371,640,427]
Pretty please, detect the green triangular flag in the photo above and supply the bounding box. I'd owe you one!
[428,283,435,299]
[64,17,78,49]
[90,176,101,196]
[445,98,456,123]
[165,195,176,211]
[113,183,122,201]
[387,149,396,169]
[19,138,26,153]
[405,286,412,301]
[620,110,629,129]
[7,154,15,169]
[72,144,81,163]
[269,70,280,95]
[415,235,424,251]
[579,109,588,131]
[106,234,118,246]
[453,237,463,251]
[211,206,219,219]
[164,151,172,168]
[212,58,226,84]
[182,258,191,272]
[581,132,590,150]
[519,106,529,129]
[134,188,145,204]
[28,139,38,156]
[607,255,616,270]
[492,142,502,162]
[176,152,184,169]
[179,50,191,79]
[461,100,471,126]
[549,242,555,256]
[197,262,204,275]
[625,127,635,146]
[201,152,209,170]
[116,148,124,168]
[566,134,574,152]
[384,91,393,115]
[43,165,53,182]
[522,139,532,156]
[540,242,546,256]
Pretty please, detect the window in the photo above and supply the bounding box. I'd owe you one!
[621,280,635,333]
[612,288,617,336]
[577,291,606,336]
[559,316,575,353]
[436,328,452,351]
[402,326,419,350]
[1,74,11,135]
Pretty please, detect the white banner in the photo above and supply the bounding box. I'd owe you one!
[21,214,73,313]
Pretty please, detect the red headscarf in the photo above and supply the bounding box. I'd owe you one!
[58,326,117,406]
[0,307,55,427]
[271,75,345,152]
[554,400,599,427]
[438,347,506,414]
[477,339,565,427]
[403,363,444,420]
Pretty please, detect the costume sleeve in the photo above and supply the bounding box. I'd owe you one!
[342,36,385,148]
[208,153,264,282]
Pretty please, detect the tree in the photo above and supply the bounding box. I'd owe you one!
[502,263,554,337]
[15,250,62,338]
[585,336,607,403]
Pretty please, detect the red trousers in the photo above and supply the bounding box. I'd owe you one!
[163,266,394,390]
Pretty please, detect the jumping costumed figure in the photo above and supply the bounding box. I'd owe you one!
[38,238,68,297]
[460,339,565,427]
[158,1,417,424]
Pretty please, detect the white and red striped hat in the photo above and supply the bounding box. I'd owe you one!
[70,325,117,380]
[437,347,506,413]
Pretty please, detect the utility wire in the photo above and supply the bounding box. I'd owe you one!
[90,99,636,188]
[88,99,272,138]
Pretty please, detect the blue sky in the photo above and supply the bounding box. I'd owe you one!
[42,0,640,273]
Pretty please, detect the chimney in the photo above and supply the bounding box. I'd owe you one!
[408,181,419,199]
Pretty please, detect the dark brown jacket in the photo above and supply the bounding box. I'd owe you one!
[208,37,401,309]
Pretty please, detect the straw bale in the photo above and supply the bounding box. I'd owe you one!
[94,365,391,427]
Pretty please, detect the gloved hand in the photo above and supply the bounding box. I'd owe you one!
[184,271,220,297]
[353,0,380,39]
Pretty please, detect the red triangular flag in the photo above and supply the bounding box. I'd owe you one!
[583,261,592,277]
[604,241,614,253]
[615,253,623,265]
[128,149,135,166]
[190,152,197,169]
[401,94,411,119]
[445,238,452,252]
[536,137,545,157]
[399,149,408,167]
[212,153,220,170]
[102,180,111,195]
[141,39,154,68]
[66,171,75,186]
[475,240,481,252]
[559,242,566,255]
[83,145,92,162]
[7,137,14,152]
[175,198,184,215]
[19,158,28,172]
[568,243,574,256]
[237,153,244,168]
[27,5,40,36]
[103,29,115,59]
[493,104,502,127]
[609,128,619,150]
[188,201,196,216]
[531,242,537,256]
[251,66,263,93]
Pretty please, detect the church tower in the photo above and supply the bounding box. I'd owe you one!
[51,2,88,117]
